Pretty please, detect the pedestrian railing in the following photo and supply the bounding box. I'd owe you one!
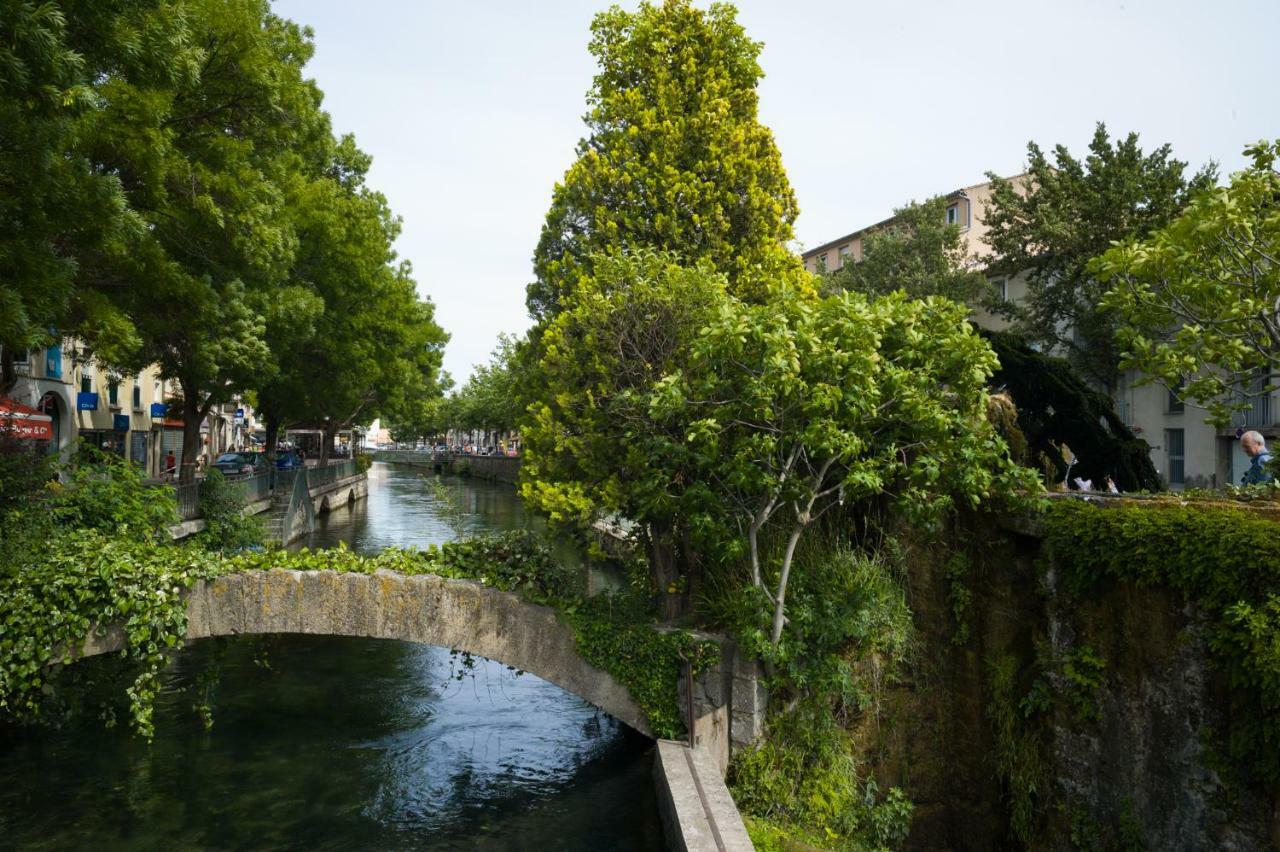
[175,482,202,521]
[168,459,359,523]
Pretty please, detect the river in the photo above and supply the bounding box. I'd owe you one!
[0,462,665,850]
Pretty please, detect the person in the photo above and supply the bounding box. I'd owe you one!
[164,449,176,477]
[1239,431,1274,485]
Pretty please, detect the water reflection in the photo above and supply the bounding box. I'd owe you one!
[0,462,663,850]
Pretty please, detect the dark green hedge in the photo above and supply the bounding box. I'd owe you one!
[1044,500,1280,784]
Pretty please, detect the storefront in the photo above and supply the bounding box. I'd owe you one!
[0,397,54,444]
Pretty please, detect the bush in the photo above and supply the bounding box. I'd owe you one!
[196,469,263,551]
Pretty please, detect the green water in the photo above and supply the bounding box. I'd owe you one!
[0,462,664,850]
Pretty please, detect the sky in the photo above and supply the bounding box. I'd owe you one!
[272,0,1280,384]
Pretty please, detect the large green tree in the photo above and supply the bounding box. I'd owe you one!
[85,0,327,480]
[0,0,199,391]
[1096,140,1280,426]
[983,123,1216,396]
[824,196,989,304]
[528,0,802,321]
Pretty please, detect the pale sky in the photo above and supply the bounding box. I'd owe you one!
[272,0,1280,383]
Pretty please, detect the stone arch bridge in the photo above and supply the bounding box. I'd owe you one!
[78,569,654,735]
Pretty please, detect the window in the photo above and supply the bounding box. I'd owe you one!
[108,380,120,407]
[12,349,29,365]
[813,253,827,273]
[990,277,1008,301]
[1167,382,1184,414]
[946,203,959,225]
[1165,428,1185,486]
[132,384,142,410]
[837,245,850,266]
[80,370,92,394]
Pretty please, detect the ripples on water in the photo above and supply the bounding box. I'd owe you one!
[0,463,663,850]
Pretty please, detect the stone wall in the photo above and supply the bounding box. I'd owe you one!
[76,568,651,737]
[861,514,1275,851]
[449,454,520,484]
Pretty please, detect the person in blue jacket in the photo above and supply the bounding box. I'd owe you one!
[1240,431,1274,485]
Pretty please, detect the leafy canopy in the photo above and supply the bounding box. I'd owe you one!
[825,196,990,305]
[528,0,802,321]
[1096,140,1280,425]
[983,123,1215,393]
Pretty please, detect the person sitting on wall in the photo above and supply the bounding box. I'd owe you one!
[1240,430,1274,485]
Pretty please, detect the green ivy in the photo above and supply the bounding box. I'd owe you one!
[1,529,708,741]
[0,531,221,738]
[1043,500,1280,784]
[196,469,264,552]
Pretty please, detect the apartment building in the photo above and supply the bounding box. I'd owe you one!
[800,177,1278,489]
[3,340,256,477]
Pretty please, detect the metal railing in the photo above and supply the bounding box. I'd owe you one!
[168,459,359,522]
[1231,393,1272,428]
[308,459,356,488]
[175,482,202,521]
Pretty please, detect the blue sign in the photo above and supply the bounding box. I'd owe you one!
[150,402,168,418]
[45,344,61,379]
[77,392,98,411]
[235,408,245,422]
[113,414,130,432]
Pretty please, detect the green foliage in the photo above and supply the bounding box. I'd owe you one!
[528,0,802,320]
[825,196,990,306]
[730,700,913,851]
[987,653,1050,844]
[942,553,973,647]
[1043,500,1280,784]
[0,436,54,519]
[1058,644,1107,723]
[0,525,708,741]
[0,530,221,738]
[45,447,176,542]
[984,123,1215,394]
[981,331,1161,492]
[1096,140,1280,425]
[195,469,263,552]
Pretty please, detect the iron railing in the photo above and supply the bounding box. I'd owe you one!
[175,481,202,521]
[168,459,358,522]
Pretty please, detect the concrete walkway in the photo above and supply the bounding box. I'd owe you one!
[654,740,754,851]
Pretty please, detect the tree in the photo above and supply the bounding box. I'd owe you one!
[983,123,1216,396]
[85,0,327,481]
[825,196,990,304]
[521,250,731,617]
[527,0,802,321]
[666,285,1036,648]
[0,0,200,391]
[1096,140,1280,426]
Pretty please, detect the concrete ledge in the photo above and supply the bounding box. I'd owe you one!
[654,739,754,852]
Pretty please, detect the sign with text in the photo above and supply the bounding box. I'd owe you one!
[77,392,98,411]
[151,403,168,418]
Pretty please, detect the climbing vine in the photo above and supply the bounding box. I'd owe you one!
[0,530,712,741]
[1043,500,1280,785]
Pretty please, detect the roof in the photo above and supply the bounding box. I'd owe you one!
[801,174,1024,259]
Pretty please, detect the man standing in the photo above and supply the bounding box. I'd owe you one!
[1240,431,1274,485]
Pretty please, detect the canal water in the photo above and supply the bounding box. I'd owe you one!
[0,462,665,850]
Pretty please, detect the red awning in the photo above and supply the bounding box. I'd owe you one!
[0,397,53,441]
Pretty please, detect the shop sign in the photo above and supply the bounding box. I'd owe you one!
[77,392,98,411]
[150,403,168,418]
[45,344,61,379]
[113,414,130,432]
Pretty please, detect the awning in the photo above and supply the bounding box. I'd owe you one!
[0,397,53,441]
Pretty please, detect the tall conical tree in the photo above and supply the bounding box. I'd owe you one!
[528,0,801,321]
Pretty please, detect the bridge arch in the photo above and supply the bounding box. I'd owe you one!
[76,569,652,736]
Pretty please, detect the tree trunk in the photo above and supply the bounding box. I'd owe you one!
[264,411,280,463]
[179,380,204,484]
[0,348,16,396]
[649,518,683,622]
[319,422,336,466]
[770,523,805,647]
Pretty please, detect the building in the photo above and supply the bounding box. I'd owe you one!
[3,339,258,477]
[800,177,1278,489]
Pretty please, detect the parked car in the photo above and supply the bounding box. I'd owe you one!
[212,452,269,478]
[274,449,304,470]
